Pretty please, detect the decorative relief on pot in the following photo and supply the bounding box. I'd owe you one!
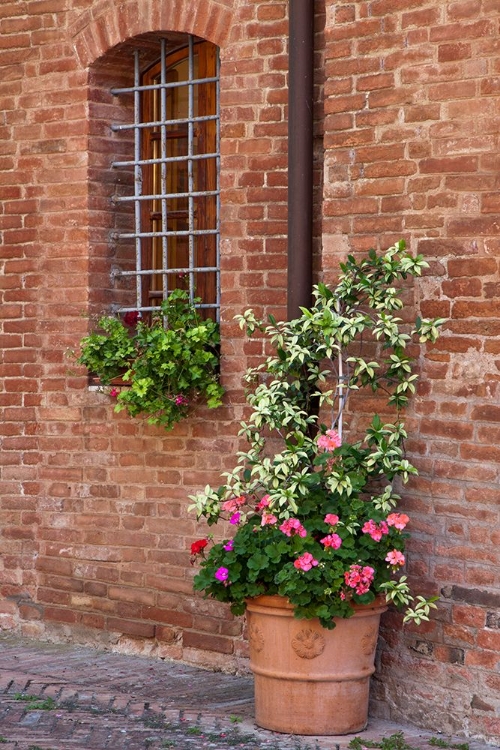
[248,622,264,652]
[361,627,378,655]
[291,628,326,659]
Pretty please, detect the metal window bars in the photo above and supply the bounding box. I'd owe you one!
[110,37,221,319]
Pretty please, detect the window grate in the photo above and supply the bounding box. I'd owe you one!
[111,37,220,320]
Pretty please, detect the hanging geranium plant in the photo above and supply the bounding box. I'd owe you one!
[77,289,224,431]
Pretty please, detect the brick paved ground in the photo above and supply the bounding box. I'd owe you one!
[0,634,493,750]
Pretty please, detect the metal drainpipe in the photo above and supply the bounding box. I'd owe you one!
[287,0,314,320]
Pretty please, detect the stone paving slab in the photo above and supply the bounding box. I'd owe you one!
[0,633,494,750]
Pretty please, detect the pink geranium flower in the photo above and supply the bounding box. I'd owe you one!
[229,512,241,525]
[324,513,339,527]
[387,513,410,530]
[221,496,245,514]
[279,518,307,538]
[294,552,319,572]
[362,519,389,542]
[261,512,278,526]
[344,564,375,595]
[386,550,405,566]
[256,495,271,510]
[317,429,342,451]
[320,533,342,550]
[223,540,234,552]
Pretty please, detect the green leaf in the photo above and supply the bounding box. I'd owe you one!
[77,290,223,431]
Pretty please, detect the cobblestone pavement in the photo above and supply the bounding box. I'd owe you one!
[0,633,493,750]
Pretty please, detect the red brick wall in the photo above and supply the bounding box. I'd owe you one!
[322,1,500,742]
[1,0,500,743]
[0,0,289,673]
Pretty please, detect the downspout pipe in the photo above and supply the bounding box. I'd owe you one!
[287,0,314,320]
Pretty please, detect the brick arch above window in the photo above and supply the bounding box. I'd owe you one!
[70,0,233,69]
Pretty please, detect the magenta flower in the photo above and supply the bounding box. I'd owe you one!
[229,512,241,525]
[320,533,342,550]
[109,387,119,398]
[215,567,229,582]
[223,539,234,552]
[386,550,405,566]
[279,518,307,538]
[174,394,189,406]
[294,552,319,572]
[324,513,339,527]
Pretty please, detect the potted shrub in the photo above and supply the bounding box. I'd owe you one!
[77,289,224,431]
[189,242,444,735]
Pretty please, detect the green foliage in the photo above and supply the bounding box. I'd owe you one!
[14,693,56,711]
[190,242,444,627]
[349,732,469,750]
[349,732,417,750]
[77,289,224,431]
[428,739,469,750]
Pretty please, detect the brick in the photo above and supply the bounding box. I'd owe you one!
[419,155,478,174]
[430,19,495,42]
[142,607,193,628]
[444,585,500,609]
[44,606,78,624]
[106,618,155,639]
[477,630,500,651]
[183,630,234,655]
[447,257,498,277]
[441,278,483,297]
[448,217,500,237]
[433,644,466,665]
[452,300,500,318]
[438,42,472,62]
[470,405,500,422]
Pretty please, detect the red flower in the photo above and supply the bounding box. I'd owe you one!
[123,311,140,327]
[190,538,208,555]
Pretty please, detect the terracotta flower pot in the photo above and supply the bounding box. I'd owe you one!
[246,594,387,736]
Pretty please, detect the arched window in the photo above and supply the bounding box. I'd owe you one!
[110,36,220,320]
